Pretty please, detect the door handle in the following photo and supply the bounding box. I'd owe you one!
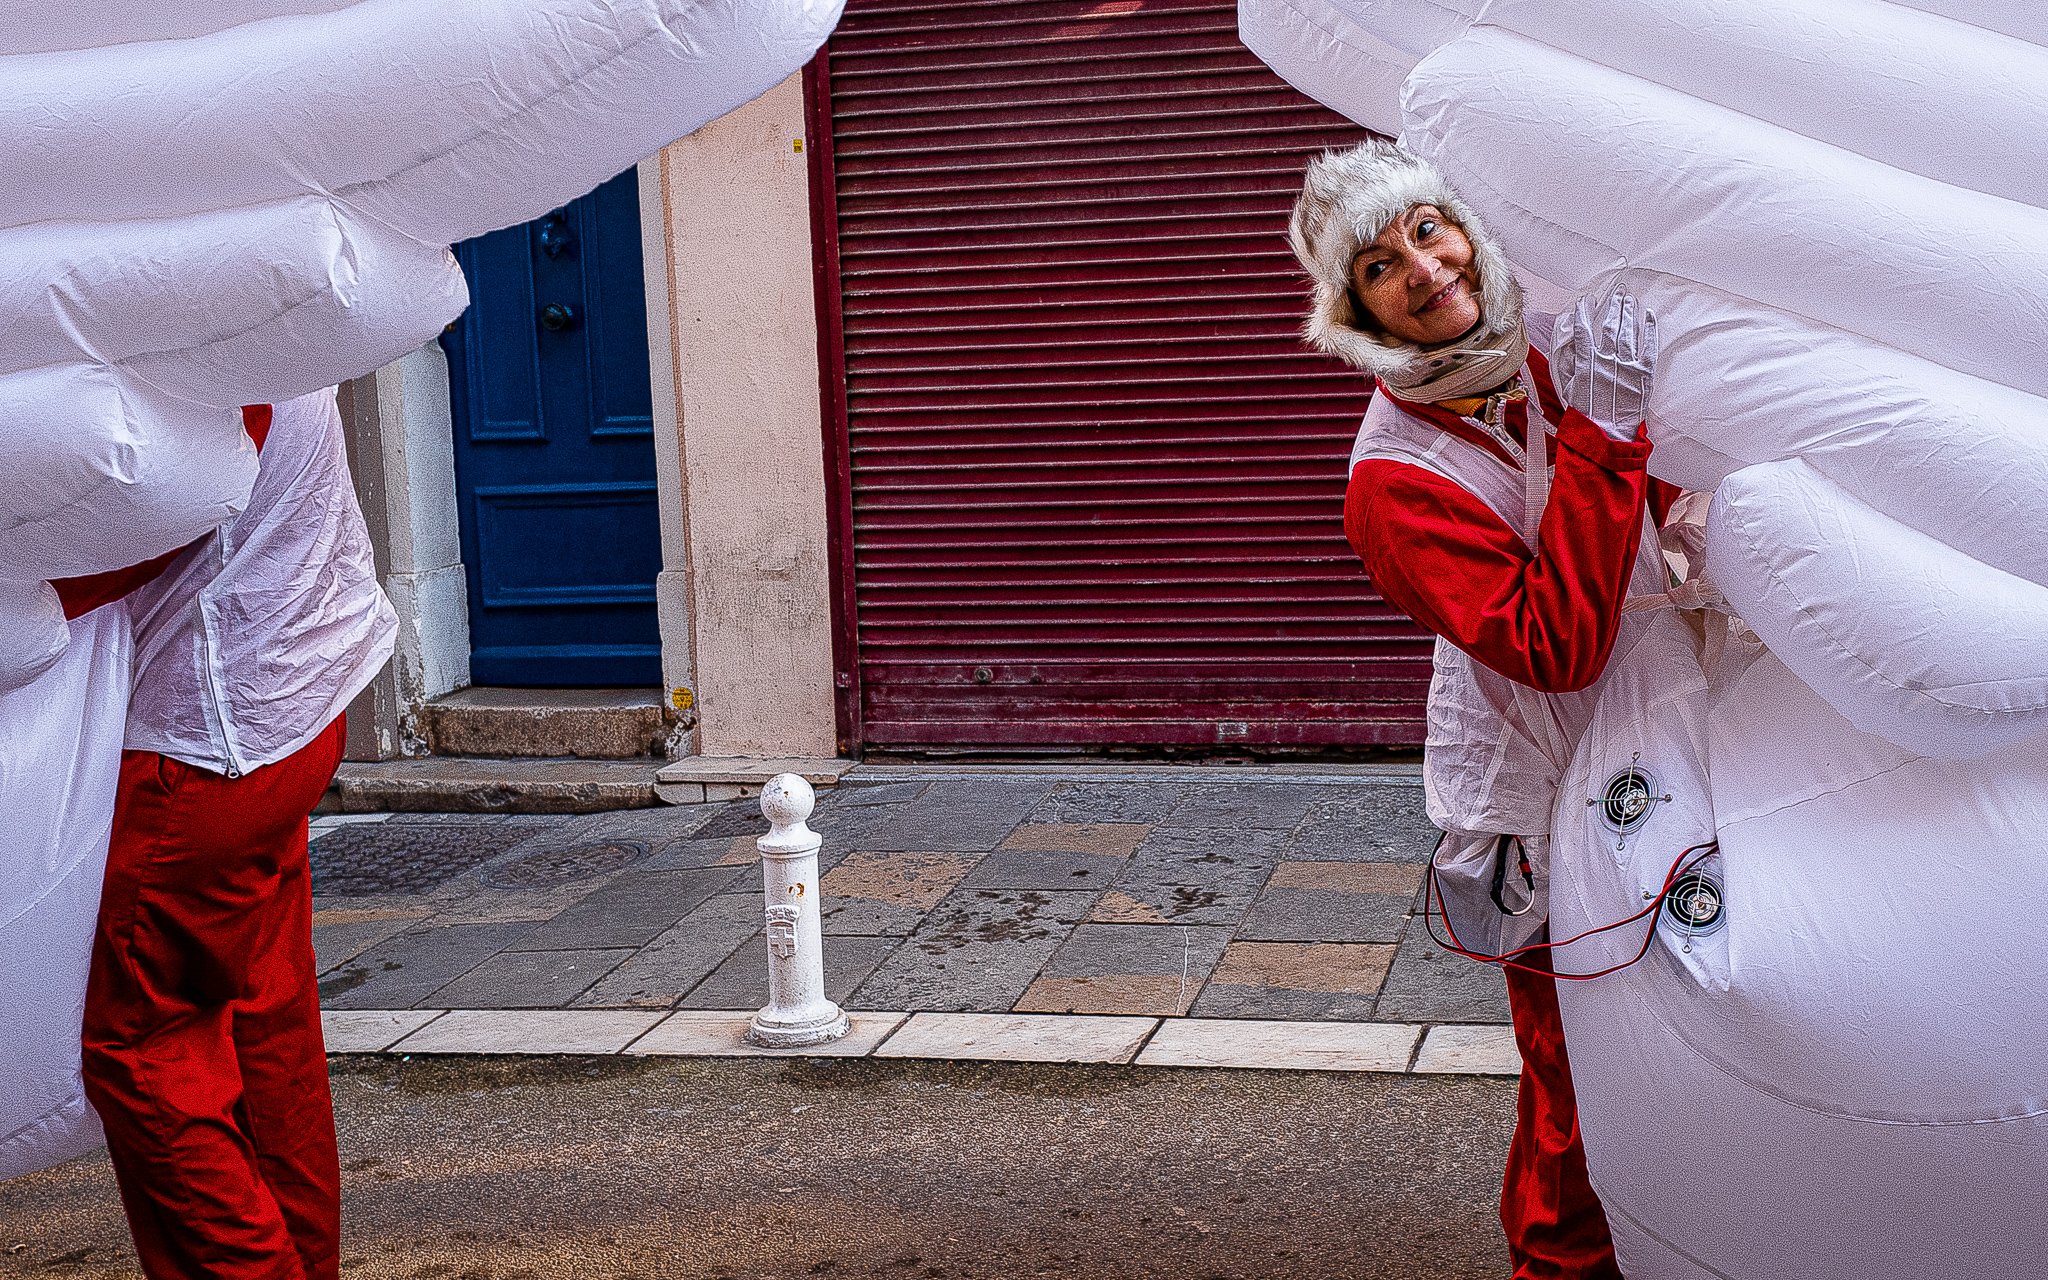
[539,302,576,333]
[539,210,572,258]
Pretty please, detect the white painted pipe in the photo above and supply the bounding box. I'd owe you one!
[746,774,849,1049]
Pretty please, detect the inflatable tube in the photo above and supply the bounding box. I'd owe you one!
[1888,0,2040,49]
[0,367,256,581]
[1235,0,1464,136]
[1592,269,2048,590]
[1468,0,2048,208]
[0,2,360,55]
[0,0,847,243]
[0,606,131,1178]
[1706,460,2048,760]
[1401,26,2048,397]
[0,198,465,401]
[1551,632,2048,1279]
[1238,0,2048,205]
[0,581,70,695]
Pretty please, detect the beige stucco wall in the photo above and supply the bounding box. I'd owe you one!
[654,72,838,759]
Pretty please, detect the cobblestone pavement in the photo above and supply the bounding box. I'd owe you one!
[310,766,1510,1028]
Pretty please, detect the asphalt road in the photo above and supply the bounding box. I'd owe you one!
[1,1057,1516,1279]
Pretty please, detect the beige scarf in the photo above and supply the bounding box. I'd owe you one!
[1379,319,1531,404]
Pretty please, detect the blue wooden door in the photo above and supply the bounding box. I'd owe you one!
[441,169,663,686]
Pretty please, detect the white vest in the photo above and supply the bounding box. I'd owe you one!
[124,388,397,775]
[1350,378,1671,949]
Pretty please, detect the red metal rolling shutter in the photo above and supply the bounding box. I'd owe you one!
[814,0,1435,752]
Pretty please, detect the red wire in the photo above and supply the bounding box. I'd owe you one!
[1422,837,1720,980]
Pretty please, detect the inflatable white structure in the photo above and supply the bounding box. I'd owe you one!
[0,0,842,1179]
[1241,2,2048,1275]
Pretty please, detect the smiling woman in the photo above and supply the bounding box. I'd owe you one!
[1348,205,1480,345]
[1290,136,1686,1280]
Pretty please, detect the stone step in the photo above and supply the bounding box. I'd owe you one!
[320,758,666,815]
[419,687,675,759]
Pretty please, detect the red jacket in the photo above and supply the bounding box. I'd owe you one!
[1343,349,1677,693]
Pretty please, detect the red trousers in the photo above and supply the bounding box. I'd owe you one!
[1502,950,1623,1279]
[83,718,346,1280]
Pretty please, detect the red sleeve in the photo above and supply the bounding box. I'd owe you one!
[48,404,271,619]
[1344,408,1653,693]
[1648,477,1681,528]
[240,402,273,452]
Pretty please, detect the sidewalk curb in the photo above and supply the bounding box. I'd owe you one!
[323,1009,1520,1075]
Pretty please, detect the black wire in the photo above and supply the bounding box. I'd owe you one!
[1421,832,1720,981]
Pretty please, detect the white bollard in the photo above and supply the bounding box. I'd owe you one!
[745,773,850,1048]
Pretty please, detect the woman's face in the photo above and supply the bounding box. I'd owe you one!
[1349,204,1482,346]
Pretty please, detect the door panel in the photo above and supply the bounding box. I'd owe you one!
[442,168,663,686]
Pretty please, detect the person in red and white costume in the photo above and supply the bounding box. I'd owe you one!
[63,388,395,1280]
[1291,140,1684,1280]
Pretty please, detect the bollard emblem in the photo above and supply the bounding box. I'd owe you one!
[765,904,800,958]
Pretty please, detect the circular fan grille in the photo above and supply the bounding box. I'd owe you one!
[1601,767,1657,833]
[1663,871,1725,934]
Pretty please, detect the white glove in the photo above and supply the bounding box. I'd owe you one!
[1550,289,1657,442]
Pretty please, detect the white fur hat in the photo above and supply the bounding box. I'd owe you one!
[1288,139,1524,384]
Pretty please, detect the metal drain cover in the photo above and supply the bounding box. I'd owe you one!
[481,840,650,889]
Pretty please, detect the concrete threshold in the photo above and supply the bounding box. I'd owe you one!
[323,1009,1518,1075]
[653,755,857,805]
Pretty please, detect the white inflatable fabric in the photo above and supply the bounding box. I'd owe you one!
[1240,0,2048,755]
[1549,616,2048,1279]
[1709,461,2048,759]
[0,607,132,1179]
[0,0,843,690]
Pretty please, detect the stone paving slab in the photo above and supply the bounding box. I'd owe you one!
[1288,789,1440,862]
[505,865,744,951]
[319,920,540,1009]
[424,946,638,1009]
[1414,1024,1523,1074]
[320,1009,445,1053]
[569,892,762,1008]
[1167,782,1325,831]
[959,848,1126,891]
[392,1008,665,1054]
[1001,822,1152,856]
[855,778,1057,851]
[1025,781,1187,824]
[1372,920,1514,1024]
[876,1012,1157,1064]
[1136,1018,1421,1072]
[625,1009,910,1057]
[849,889,1097,1012]
[309,909,428,974]
[1189,941,1396,1021]
[311,767,1514,1051]
[677,934,899,1010]
[1015,922,1234,1016]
